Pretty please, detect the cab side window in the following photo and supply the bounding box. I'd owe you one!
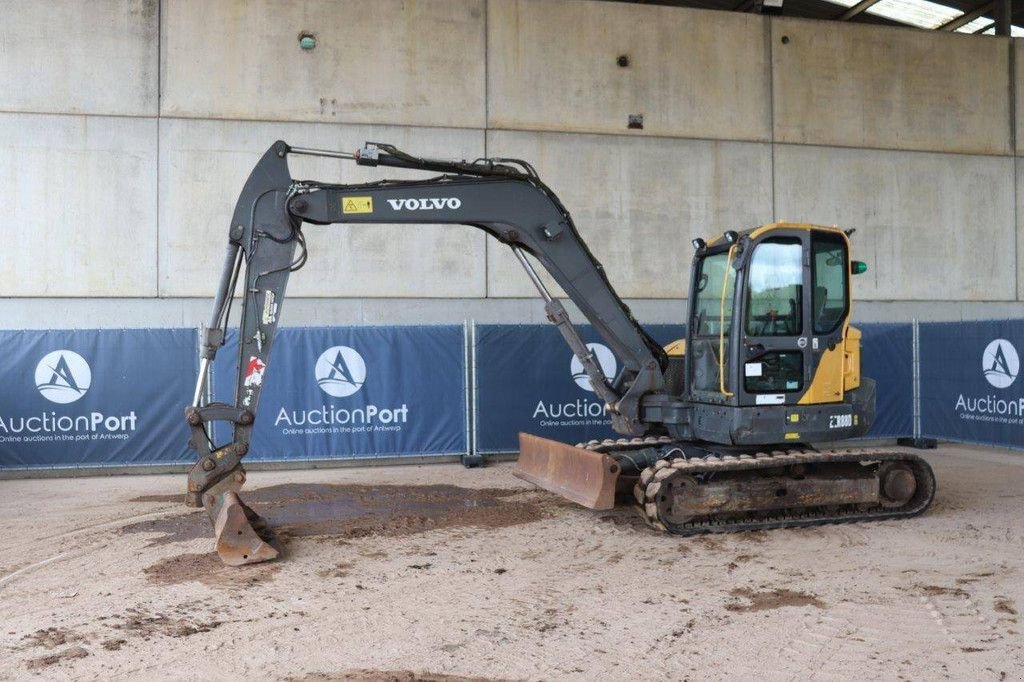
[812,235,848,335]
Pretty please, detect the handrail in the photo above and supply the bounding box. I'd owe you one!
[718,244,737,397]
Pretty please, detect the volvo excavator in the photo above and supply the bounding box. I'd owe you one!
[186,140,936,565]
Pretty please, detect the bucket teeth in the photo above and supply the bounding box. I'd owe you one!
[212,491,279,566]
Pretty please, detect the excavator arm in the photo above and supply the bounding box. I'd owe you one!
[185,140,686,564]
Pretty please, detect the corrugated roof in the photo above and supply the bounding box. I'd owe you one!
[615,0,1021,35]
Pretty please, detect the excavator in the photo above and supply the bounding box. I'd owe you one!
[185,140,936,565]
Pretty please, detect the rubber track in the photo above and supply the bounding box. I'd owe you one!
[629,448,936,535]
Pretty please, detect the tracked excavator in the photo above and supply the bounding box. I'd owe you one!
[186,140,936,565]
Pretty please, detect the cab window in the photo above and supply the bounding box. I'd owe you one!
[745,238,803,337]
[692,251,736,338]
[812,234,848,334]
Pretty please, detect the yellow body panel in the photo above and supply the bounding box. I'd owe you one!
[796,326,861,406]
[798,345,845,405]
[843,325,862,391]
[663,338,687,357]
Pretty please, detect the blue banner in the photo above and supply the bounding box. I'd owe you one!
[859,323,913,438]
[212,326,467,460]
[920,319,1024,449]
[474,324,685,453]
[0,329,196,468]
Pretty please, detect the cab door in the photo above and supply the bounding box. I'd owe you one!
[736,232,812,408]
[737,229,851,408]
[800,231,851,404]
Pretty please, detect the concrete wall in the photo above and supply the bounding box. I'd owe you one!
[0,113,158,297]
[159,118,486,298]
[0,0,1021,329]
[161,0,486,128]
[771,19,1011,155]
[487,1,771,140]
[0,0,158,116]
[774,145,1016,302]
[485,130,773,298]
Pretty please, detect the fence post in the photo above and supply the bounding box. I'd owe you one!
[898,318,937,449]
[461,320,483,468]
[913,318,921,440]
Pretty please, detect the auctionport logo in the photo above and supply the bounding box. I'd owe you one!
[954,338,1023,426]
[315,346,366,398]
[532,344,616,426]
[0,349,137,443]
[982,339,1018,389]
[274,345,407,433]
[569,343,616,392]
[35,350,91,404]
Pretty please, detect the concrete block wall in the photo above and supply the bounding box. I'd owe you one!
[0,0,1021,329]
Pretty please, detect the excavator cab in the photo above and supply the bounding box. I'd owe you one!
[680,223,875,446]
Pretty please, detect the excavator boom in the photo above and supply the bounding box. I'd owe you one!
[186,141,689,563]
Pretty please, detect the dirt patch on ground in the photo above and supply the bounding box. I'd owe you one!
[25,646,89,670]
[318,561,356,579]
[122,484,549,548]
[919,585,970,598]
[726,587,825,612]
[293,672,510,682]
[995,597,1018,615]
[101,638,127,651]
[597,509,665,534]
[143,552,281,587]
[956,571,996,584]
[130,493,183,503]
[105,606,223,639]
[121,508,209,547]
[21,626,85,650]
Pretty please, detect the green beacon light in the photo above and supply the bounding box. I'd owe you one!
[299,34,317,50]
[851,260,868,275]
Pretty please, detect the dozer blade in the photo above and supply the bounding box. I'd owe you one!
[210,491,279,566]
[514,433,621,510]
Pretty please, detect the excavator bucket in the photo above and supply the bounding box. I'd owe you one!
[208,491,279,566]
[514,433,621,510]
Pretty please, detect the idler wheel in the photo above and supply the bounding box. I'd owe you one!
[879,462,917,508]
[658,474,700,525]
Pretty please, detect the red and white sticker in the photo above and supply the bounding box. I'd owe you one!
[244,356,267,387]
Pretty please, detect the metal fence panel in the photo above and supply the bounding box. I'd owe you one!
[474,324,685,453]
[0,328,195,468]
[919,319,1024,449]
[212,325,468,461]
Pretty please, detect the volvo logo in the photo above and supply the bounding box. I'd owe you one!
[35,350,92,404]
[570,343,617,393]
[315,346,367,397]
[386,197,462,211]
[982,339,1019,389]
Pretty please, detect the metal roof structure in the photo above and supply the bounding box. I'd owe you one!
[619,0,1021,35]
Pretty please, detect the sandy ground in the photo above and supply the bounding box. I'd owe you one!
[0,444,1021,681]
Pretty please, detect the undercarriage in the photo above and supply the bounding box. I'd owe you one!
[516,434,936,535]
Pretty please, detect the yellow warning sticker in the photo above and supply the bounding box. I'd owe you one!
[784,432,801,440]
[342,197,373,214]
